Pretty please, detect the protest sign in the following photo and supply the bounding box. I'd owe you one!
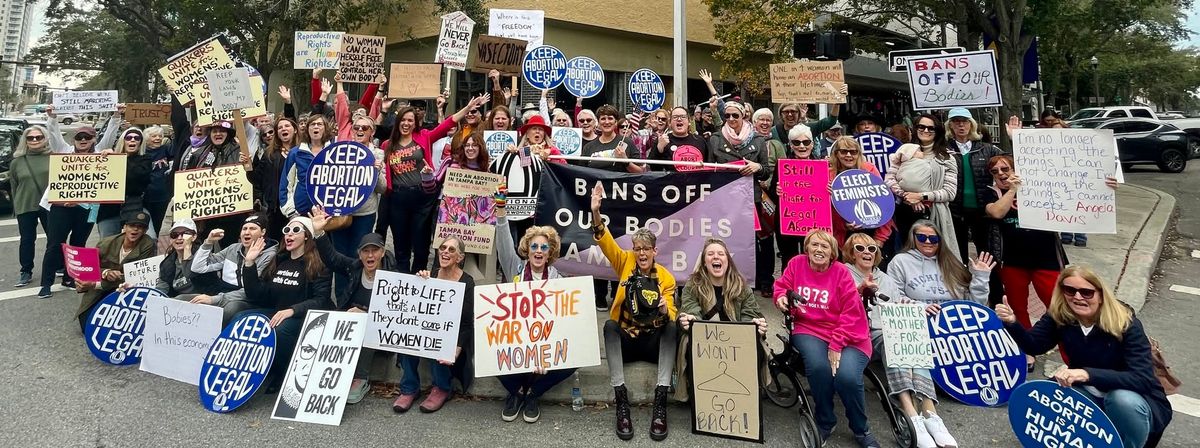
[1008,381,1123,448]
[48,153,126,204]
[484,130,518,159]
[52,90,118,114]
[564,56,604,98]
[906,50,1002,109]
[474,276,600,377]
[488,9,545,48]
[365,271,467,362]
[552,127,583,156]
[434,168,504,254]
[929,300,1026,406]
[672,145,708,172]
[206,68,255,112]
[1013,128,1118,234]
[777,159,832,236]
[172,165,253,220]
[139,295,222,385]
[294,31,343,70]
[537,163,756,283]
[125,103,172,125]
[123,254,166,289]
[84,287,161,365]
[62,244,101,283]
[435,12,475,71]
[522,45,567,90]
[690,321,763,442]
[629,68,666,113]
[769,61,846,104]
[856,132,902,175]
[192,72,268,126]
[307,141,379,216]
[272,311,366,426]
[474,35,527,74]
[877,303,935,369]
[338,34,386,84]
[158,37,236,104]
[831,169,895,228]
[199,313,277,413]
[489,150,544,221]
[387,63,442,99]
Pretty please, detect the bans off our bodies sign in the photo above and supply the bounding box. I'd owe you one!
[173,165,254,220]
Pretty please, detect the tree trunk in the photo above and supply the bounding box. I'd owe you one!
[995,40,1025,151]
[1068,69,1079,113]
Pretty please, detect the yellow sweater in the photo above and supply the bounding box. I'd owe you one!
[595,226,677,331]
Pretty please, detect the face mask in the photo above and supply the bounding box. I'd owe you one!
[190,136,206,147]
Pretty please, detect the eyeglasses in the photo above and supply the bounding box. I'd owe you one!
[671,115,689,120]
[353,125,372,131]
[74,134,95,141]
[915,234,941,244]
[853,244,879,254]
[632,246,654,253]
[790,139,813,147]
[724,113,742,120]
[915,124,937,132]
[125,134,143,141]
[25,135,44,142]
[781,109,800,115]
[169,230,196,239]
[283,224,306,235]
[620,124,630,129]
[1060,284,1097,300]
[836,149,859,155]
[990,166,1012,175]
[438,244,459,253]
[529,243,550,252]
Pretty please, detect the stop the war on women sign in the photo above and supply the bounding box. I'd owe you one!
[473,276,600,377]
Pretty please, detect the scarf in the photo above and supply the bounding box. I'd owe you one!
[522,263,549,281]
[722,122,752,147]
[190,136,205,147]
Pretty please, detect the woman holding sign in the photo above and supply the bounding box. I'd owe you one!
[997,266,1173,448]
[827,136,895,248]
[770,124,819,266]
[96,125,153,238]
[11,126,51,288]
[886,114,960,261]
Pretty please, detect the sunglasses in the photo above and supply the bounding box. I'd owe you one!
[125,134,143,141]
[353,125,372,131]
[836,149,859,155]
[25,135,44,142]
[790,139,813,147]
[724,113,742,120]
[169,230,196,239]
[438,244,459,253]
[529,243,550,252]
[853,244,879,254]
[990,166,1012,175]
[781,109,800,114]
[74,134,95,141]
[579,119,595,123]
[620,124,630,129]
[915,234,941,244]
[1060,284,1097,300]
[265,130,276,135]
[283,224,307,235]
[915,124,937,132]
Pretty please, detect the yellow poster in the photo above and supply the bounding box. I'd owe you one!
[192,75,268,126]
[690,321,762,442]
[48,154,127,203]
[158,39,236,104]
[172,165,254,220]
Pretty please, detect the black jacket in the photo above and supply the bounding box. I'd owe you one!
[314,233,396,310]
[98,152,152,222]
[706,133,771,202]
[251,148,288,212]
[242,254,333,317]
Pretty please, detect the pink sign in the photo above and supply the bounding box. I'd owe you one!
[62,244,101,283]
[778,159,832,236]
[672,145,708,172]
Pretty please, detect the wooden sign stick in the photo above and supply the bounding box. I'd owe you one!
[232,108,253,171]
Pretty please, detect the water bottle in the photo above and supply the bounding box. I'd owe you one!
[571,372,584,411]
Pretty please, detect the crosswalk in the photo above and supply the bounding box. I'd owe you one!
[0,284,69,302]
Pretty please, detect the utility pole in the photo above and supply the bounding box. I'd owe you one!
[673,0,687,107]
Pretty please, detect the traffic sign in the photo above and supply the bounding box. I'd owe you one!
[888,47,965,72]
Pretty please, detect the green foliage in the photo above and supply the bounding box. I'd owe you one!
[703,0,817,95]
[30,3,162,101]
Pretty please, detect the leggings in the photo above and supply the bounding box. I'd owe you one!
[387,187,437,274]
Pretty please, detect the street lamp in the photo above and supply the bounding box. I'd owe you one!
[1090,56,1100,106]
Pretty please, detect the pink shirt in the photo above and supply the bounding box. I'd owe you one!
[773,255,872,357]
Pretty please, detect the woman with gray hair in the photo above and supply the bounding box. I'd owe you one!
[142,125,174,237]
[10,126,51,287]
[769,123,818,265]
[751,107,787,295]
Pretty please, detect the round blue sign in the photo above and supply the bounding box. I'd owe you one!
[485,131,518,159]
[831,169,895,229]
[1008,381,1123,448]
[522,45,567,90]
[628,68,665,113]
[198,313,277,413]
[84,287,162,365]
[552,127,582,156]
[928,300,1026,407]
[855,132,902,176]
[564,56,604,98]
[306,141,378,216]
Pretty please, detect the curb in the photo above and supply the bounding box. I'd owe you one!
[1116,184,1176,313]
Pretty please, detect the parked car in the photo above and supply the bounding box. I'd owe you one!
[57,114,79,125]
[1159,111,1186,120]
[1167,118,1200,159]
[1068,106,1158,121]
[1069,117,1190,173]
[0,128,22,213]
[0,117,28,132]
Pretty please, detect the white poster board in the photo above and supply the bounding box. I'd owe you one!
[473,276,600,377]
[206,68,256,112]
[139,295,223,385]
[123,255,165,289]
[435,12,475,71]
[1013,128,1118,234]
[905,50,1002,110]
[271,311,366,426]
[294,31,343,69]
[51,90,118,114]
[877,303,935,369]
[364,270,467,362]
[488,9,545,48]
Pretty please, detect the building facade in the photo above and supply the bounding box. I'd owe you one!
[0,0,35,95]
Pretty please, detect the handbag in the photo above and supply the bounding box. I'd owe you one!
[325,215,353,232]
[1149,336,1181,395]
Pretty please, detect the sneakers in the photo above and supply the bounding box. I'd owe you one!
[818,427,833,447]
[923,412,958,448]
[855,432,882,448]
[522,394,541,423]
[650,385,669,440]
[419,387,451,413]
[502,392,524,422]
[911,415,937,448]
[37,286,52,299]
[346,378,370,405]
[61,277,75,288]
[614,385,634,440]
[392,392,417,413]
[16,272,32,287]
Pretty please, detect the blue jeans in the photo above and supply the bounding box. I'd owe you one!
[329,213,377,297]
[1061,233,1087,244]
[397,354,452,394]
[498,369,576,398]
[1075,388,1150,448]
[791,333,870,436]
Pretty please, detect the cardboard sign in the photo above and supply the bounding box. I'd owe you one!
[489,150,544,221]
[434,168,504,254]
[474,276,600,377]
[206,68,256,112]
[158,38,236,104]
[564,56,604,99]
[199,313,277,413]
[522,45,567,90]
[172,165,254,220]
[139,295,223,385]
[84,287,160,365]
[488,9,545,48]
[192,72,268,126]
[689,321,763,442]
[1008,381,1124,448]
[294,31,343,70]
[474,35,527,74]
[877,303,934,369]
[387,63,443,99]
[62,244,101,283]
[338,34,386,84]
[435,12,475,71]
[769,61,846,104]
[856,132,902,175]
[551,127,583,156]
[48,154,127,204]
[929,300,1026,407]
[906,50,1002,109]
[125,103,172,125]
[628,68,665,113]
[1013,128,1118,234]
[52,90,118,114]
[831,169,895,228]
[484,130,518,159]
[777,159,832,236]
[123,255,166,289]
[307,141,378,216]
[365,271,467,362]
[272,311,366,426]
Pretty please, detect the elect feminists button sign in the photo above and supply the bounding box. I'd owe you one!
[199,313,277,413]
[831,169,894,228]
[307,141,378,216]
[928,300,1026,407]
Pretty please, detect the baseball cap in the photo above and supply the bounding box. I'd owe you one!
[75,126,97,137]
[947,108,972,120]
[172,218,197,233]
[122,210,150,228]
[357,233,386,251]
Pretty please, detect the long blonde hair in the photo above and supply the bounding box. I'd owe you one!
[827,136,869,176]
[687,238,749,320]
[14,125,50,158]
[903,220,970,299]
[1047,265,1131,339]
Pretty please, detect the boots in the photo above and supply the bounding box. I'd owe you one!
[614,385,634,440]
[650,385,669,441]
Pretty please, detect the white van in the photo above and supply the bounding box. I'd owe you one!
[1069,106,1158,121]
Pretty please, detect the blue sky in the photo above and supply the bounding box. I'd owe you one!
[1184,7,1200,48]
